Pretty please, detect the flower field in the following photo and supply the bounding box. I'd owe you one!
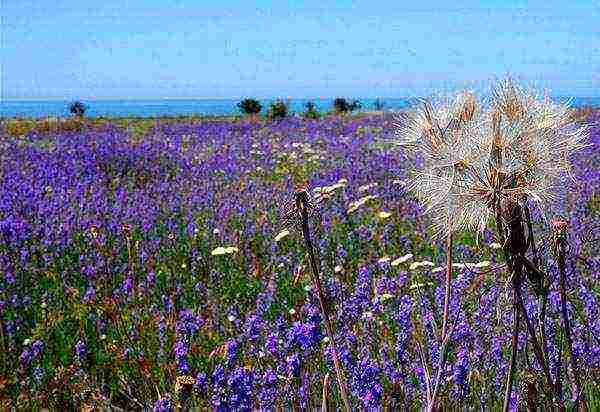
[1,110,599,410]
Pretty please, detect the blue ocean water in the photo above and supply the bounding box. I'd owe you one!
[1,97,599,119]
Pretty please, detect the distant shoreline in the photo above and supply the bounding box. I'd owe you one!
[3,97,600,119]
[0,110,395,122]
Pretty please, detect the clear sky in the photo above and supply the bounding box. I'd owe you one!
[2,0,599,100]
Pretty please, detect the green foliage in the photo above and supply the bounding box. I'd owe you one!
[267,99,289,119]
[302,101,320,119]
[237,98,262,115]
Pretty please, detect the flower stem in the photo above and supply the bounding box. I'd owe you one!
[496,202,558,407]
[554,225,586,410]
[524,204,550,364]
[428,233,454,412]
[513,284,558,404]
[296,192,352,412]
[503,294,520,412]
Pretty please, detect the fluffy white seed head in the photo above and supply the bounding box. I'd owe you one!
[394,79,589,236]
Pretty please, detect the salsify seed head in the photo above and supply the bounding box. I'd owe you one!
[394,79,590,236]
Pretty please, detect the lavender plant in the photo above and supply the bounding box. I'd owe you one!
[0,107,597,409]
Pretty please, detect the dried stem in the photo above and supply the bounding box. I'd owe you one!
[553,220,586,410]
[428,234,454,412]
[496,202,558,407]
[513,285,558,404]
[495,204,521,411]
[523,204,540,269]
[524,204,550,365]
[296,191,352,412]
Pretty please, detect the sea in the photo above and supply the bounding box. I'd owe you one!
[1,97,599,119]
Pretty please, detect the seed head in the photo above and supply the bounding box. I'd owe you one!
[394,79,589,236]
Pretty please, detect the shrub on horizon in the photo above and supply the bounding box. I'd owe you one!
[373,98,385,110]
[237,98,262,116]
[333,97,361,114]
[267,99,289,119]
[69,101,87,117]
[302,101,320,119]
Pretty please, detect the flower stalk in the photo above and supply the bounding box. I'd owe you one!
[496,203,521,412]
[503,296,520,412]
[523,203,551,367]
[294,189,352,412]
[497,200,559,407]
[428,233,454,412]
[552,218,586,410]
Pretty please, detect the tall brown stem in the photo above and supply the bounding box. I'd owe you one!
[497,201,559,408]
[496,204,520,411]
[513,285,556,399]
[524,204,550,364]
[553,220,586,410]
[296,191,352,412]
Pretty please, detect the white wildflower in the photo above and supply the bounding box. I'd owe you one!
[347,194,379,213]
[378,256,391,264]
[358,182,378,192]
[378,211,392,219]
[391,253,413,266]
[274,229,290,241]
[380,293,394,302]
[211,246,238,256]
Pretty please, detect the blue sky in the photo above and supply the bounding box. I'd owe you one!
[2,0,599,100]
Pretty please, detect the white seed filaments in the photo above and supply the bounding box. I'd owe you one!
[393,80,589,236]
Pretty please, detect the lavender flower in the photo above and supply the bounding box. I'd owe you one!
[74,340,87,362]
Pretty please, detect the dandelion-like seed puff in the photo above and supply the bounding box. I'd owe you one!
[393,79,589,236]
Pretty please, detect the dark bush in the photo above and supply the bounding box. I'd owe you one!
[237,98,262,116]
[333,98,349,113]
[268,99,289,119]
[348,99,362,112]
[302,101,320,119]
[333,98,361,114]
[373,98,385,110]
[69,101,87,117]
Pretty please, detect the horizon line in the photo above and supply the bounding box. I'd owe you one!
[4,94,600,102]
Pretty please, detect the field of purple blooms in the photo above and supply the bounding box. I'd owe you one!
[1,112,599,410]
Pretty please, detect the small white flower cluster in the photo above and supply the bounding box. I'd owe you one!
[313,178,348,195]
[394,79,589,236]
[347,194,379,213]
[211,246,238,256]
